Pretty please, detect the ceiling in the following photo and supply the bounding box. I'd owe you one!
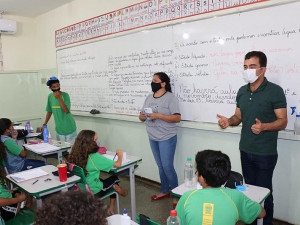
[0,0,75,17]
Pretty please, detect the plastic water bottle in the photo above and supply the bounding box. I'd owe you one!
[121,208,131,225]
[184,157,194,188]
[294,110,300,135]
[167,210,181,225]
[43,125,49,143]
[48,131,52,144]
[26,121,31,134]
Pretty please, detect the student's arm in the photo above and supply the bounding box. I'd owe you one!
[54,92,69,114]
[41,112,53,132]
[113,149,123,168]
[0,193,26,207]
[148,113,181,123]
[251,108,287,135]
[5,139,26,157]
[12,132,26,157]
[19,149,26,157]
[217,107,242,129]
[257,206,266,218]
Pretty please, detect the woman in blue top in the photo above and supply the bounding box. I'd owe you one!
[0,118,45,174]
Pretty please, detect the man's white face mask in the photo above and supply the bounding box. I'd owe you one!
[243,68,262,83]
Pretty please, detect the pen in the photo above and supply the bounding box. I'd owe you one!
[112,153,117,161]
[32,179,39,185]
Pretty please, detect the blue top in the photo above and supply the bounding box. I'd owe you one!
[1,135,25,173]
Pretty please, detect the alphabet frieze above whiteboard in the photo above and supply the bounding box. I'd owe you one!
[57,2,300,130]
[55,0,267,48]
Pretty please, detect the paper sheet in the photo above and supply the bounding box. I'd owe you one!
[24,143,60,153]
[103,152,131,164]
[10,168,49,182]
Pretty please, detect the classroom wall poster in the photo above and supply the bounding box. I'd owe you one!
[55,0,268,48]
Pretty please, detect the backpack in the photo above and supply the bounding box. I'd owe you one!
[224,171,243,189]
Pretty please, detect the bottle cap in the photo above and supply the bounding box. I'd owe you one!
[187,157,192,161]
[123,208,128,215]
[170,210,177,216]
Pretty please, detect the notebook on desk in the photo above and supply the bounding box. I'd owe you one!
[9,168,49,183]
[24,143,60,154]
[103,153,131,165]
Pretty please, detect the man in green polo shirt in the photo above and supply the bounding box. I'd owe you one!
[42,76,77,142]
[217,51,287,225]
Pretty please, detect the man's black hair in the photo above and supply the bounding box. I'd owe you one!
[196,150,231,187]
[48,80,60,87]
[245,51,267,67]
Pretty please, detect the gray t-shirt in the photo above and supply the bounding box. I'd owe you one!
[142,92,180,141]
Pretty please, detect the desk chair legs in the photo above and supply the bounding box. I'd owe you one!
[100,191,120,214]
[116,192,120,214]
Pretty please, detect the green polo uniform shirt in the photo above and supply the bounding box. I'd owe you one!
[236,78,286,155]
[0,182,12,199]
[46,92,76,135]
[176,188,261,225]
[85,153,115,194]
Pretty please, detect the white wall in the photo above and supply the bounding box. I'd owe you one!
[1,15,37,71]
[1,0,299,223]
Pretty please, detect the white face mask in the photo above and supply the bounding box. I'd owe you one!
[243,68,262,83]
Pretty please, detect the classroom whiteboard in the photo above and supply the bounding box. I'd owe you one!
[57,2,300,130]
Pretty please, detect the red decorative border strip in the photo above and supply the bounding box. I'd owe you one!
[55,0,268,48]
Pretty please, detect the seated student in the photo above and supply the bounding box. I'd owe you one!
[176,150,266,225]
[0,118,45,174]
[35,191,107,225]
[68,130,128,215]
[0,139,34,222]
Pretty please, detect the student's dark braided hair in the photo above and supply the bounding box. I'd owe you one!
[35,191,107,225]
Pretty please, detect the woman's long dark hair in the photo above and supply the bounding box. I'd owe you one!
[0,119,9,181]
[0,140,7,181]
[155,72,172,92]
[68,130,98,175]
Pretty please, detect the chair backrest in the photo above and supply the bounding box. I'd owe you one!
[137,214,161,225]
[66,162,87,185]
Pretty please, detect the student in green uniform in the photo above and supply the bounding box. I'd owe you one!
[0,118,45,174]
[68,130,128,215]
[41,76,77,142]
[0,139,34,223]
[176,150,266,225]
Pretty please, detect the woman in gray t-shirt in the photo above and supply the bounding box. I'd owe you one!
[139,72,181,207]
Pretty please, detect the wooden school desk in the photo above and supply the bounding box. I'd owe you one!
[6,165,81,208]
[172,183,270,225]
[23,140,71,163]
[105,151,142,222]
